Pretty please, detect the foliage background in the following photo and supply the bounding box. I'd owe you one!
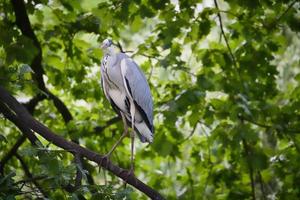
[0,0,300,199]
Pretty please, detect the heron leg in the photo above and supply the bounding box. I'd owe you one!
[122,104,136,184]
[106,113,129,157]
[129,129,135,173]
[122,132,135,185]
[99,114,128,170]
[129,103,136,174]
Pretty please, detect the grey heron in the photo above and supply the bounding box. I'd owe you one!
[100,39,154,173]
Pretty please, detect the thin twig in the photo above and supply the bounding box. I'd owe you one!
[276,0,298,23]
[243,116,300,155]
[242,117,272,129]
[242,139,256,200]
[257,171,267,200]
[218,9,239,18]
[94,116,120,133]
[74,153,83,188]
[214,0,238,70]
[243,116,300,134]
[214,0,242,85]
[113,41,134,53]
[115,41,124,53]
[132,52,160,60]
[0,135,26,174]
[181,120,200,142]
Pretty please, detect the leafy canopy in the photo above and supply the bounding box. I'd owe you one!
[0,0,300,199]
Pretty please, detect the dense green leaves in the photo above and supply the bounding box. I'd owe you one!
[0,0,300,199]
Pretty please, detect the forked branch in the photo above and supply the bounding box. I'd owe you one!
[0,86,164,200]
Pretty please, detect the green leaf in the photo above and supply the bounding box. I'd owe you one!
[131,16,143,32]
[249,149,269,170]
[19,146,38,157]
[45,55,65,70]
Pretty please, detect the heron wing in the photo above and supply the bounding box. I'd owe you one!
[100,66,109,100]
[120,56,154,132]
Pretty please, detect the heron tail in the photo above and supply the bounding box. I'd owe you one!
[135,122,153,143]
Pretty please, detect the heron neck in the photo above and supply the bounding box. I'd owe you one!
[106,46,116,56]
[105,47,117,65]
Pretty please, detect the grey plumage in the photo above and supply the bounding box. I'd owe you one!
[100,39,154,143]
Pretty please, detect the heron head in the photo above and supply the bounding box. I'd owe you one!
[101,38,113,49]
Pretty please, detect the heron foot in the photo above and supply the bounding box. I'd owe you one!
[126,167,134,179]
[121,167,137,187]
[98,154,111,172]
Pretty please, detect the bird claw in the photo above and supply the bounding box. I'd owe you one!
[98,154,110,172]
[121,167,137,186]
[126,167,134,179]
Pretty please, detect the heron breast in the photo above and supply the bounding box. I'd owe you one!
[108,89,127,113]
[106,67,123,87]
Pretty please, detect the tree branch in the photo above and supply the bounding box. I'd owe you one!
[0,135,26,174]
[23,94,46,114]
[10,0,73,124]
[0,85,165,200]
[82,159,95,185]
[10,0,44,89]
[1,94,46,174]
[116,41,125,53]
[48,92,73,122]
[1,99,86,198]
[94,116,120,133]
[0,101,40,146]
[1,98,88,198]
